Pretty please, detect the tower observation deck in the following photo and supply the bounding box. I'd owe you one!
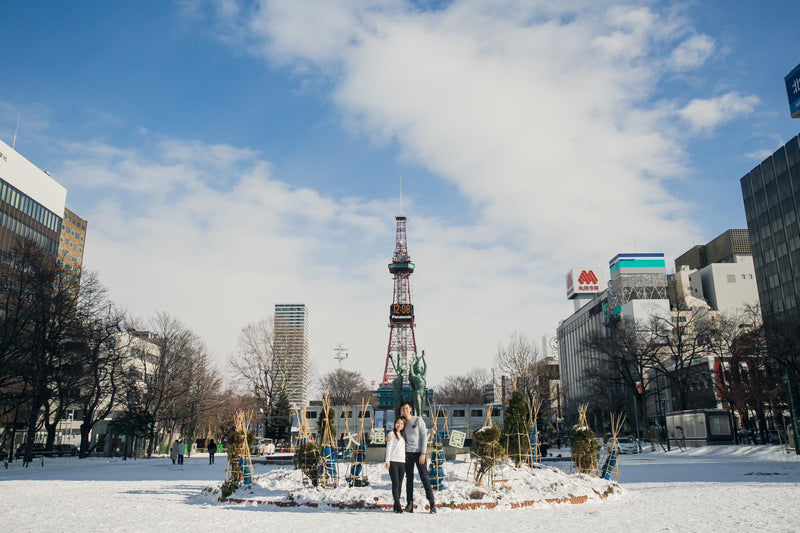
[382,215,418,385]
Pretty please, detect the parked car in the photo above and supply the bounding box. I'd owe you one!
[615,437,639,454]
[53,444,78,457]
[250,438,275,456]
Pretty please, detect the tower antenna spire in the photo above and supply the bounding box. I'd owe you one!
[399,175,403,216]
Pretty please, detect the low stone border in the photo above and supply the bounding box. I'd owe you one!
[219,492,608,511]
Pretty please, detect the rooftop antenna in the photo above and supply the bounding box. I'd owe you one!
[334,343,349,367]
[12,112,20,149]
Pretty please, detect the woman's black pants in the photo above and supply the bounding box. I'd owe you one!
[389,461,405,510]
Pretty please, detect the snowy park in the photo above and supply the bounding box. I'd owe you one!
[1,446,798,532]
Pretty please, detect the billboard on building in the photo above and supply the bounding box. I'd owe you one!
[566,268,603,299]
[787,62,800,119]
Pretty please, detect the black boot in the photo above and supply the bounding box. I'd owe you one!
[404,503,414,513]
[429,500,437,514]
[393,501,402,513]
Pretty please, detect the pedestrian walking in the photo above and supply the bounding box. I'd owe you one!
[385,417,407,514]
[177,439,185,465]
[170,439,179,464]
[400,401,436,513]
[207,439,216,465]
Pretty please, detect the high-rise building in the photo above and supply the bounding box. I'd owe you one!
[274,303,309,406]
[740,134,800,319]
[0,139,65,257]
[675,229,751,271]
[57,208,87,281]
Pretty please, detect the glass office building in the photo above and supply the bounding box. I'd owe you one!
[0,176,62,256]
[740,134,800,319]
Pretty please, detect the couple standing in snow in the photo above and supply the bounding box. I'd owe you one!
[170,439,185,465]
[385,401,437,514]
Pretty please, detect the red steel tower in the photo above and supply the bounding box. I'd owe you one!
[382,215,418,385]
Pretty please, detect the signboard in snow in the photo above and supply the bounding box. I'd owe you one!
[449,430,466,448]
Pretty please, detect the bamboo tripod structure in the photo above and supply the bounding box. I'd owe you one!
[600,413,626,481]
[467,407,507,488]
[319,394,338,488]
[292,403,325,487]
[528,397,543,466]
[294,403,313,444]
[427,403,448,490]
[571,404,598,475]
[346,401,370,487]
[225,411,255,487]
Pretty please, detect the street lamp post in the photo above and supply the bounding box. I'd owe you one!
[783,367,800,455]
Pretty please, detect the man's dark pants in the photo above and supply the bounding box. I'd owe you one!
[405,451,435,507]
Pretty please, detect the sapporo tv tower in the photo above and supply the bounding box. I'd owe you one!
[381,213,417,384]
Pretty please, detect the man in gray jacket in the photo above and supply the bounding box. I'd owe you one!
[400,401,436,513]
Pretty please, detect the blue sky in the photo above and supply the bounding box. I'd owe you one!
[1,1,798,388]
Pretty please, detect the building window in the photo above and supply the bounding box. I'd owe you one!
[470,409,483,417]
[452,410,465,417]
[306,411,317,419]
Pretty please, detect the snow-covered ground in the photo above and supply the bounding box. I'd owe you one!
[206,460,619,509]
[1,446,799,532]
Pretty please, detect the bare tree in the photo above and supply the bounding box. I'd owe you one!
[318,368,371,405]
[128,312,200,456]
[2,239,83,463]
[583,316,662,437]
[172,344,223,447]
[231,317,297,434]
[648,307,715,411]
[495,332,549,408]
[434,368,490,404]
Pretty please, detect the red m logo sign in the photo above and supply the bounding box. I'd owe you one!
[578,270,598,285]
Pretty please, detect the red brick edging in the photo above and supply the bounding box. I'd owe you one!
[219,492,606,511]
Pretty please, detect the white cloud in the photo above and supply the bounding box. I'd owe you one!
[49,1,763,386]
[60,136,559,386]
[744,148,774,161]
[679,92,760,133]
[669,34,715,70]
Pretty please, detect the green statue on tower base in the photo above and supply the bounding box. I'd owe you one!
[390,356,406,419]
[409,351,427,417]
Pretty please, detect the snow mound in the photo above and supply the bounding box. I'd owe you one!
[202,461,621,511]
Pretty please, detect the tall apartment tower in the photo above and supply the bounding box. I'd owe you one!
[740,134,800,319]
[274,303,309,406]
[0,139,66,257]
